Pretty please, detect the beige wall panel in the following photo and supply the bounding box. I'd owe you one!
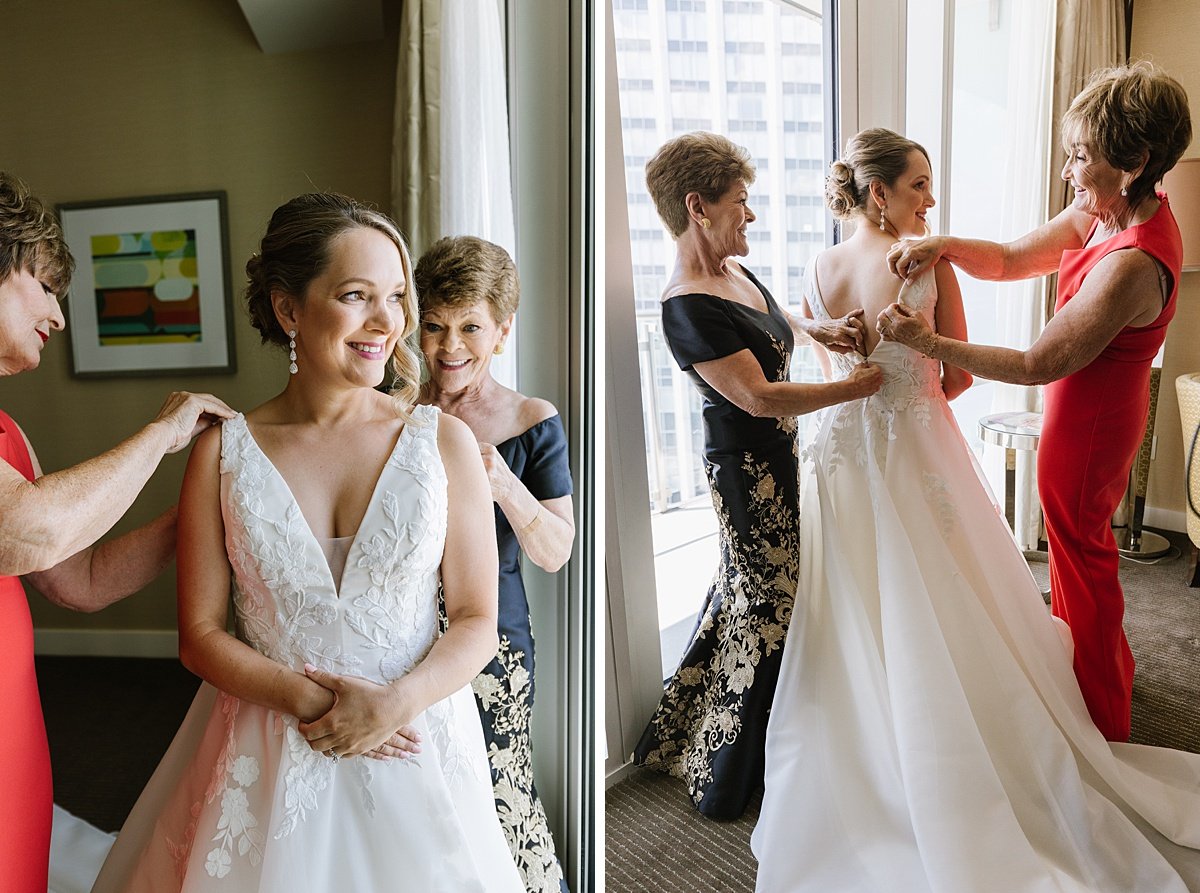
[1129,0,1200,529]
[0,0,398,631]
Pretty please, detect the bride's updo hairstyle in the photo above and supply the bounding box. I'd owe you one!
[244,192,421,414]
[825,128,930,222]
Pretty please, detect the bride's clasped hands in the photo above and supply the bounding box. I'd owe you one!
[297,665,424,762]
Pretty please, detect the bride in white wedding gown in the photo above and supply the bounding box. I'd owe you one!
[92,194,522,892]
[753,129,1200,893]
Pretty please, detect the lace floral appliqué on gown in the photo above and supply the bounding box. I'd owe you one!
[753,261,1200,893]
[92,406,523,893]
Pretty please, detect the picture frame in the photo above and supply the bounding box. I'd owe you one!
[57,191,237,378]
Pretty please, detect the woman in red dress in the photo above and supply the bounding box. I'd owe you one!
[880,62,1192,742]
[0,172,234,888]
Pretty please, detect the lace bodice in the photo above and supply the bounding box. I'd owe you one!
[219,406,447,684]
[803,259,943,412]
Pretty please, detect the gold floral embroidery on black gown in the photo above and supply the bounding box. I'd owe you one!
[634,269,800,820]
[478,415,573,891]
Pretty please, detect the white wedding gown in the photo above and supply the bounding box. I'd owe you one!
[752,263,1200,892]
[92,407,522,892]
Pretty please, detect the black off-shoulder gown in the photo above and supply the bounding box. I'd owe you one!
[633,271,800,819]
[474,414,573,892]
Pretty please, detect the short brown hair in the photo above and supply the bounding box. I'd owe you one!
[825,128,931,221]
[414,236,519,322]
[0,172,74,295]
[645,132,756,238]
[1062,62,1192,204]
[244,192,421,411]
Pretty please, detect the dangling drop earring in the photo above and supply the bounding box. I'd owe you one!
[1120,184,1129,197]
[288,329,298,375]
[878,203,887,232]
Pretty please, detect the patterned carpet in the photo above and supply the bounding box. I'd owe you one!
[605,531,1200,893]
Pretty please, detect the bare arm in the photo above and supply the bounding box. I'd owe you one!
[0,391,235,576]
[887,205,1093,284]
[932,261,973,401]
[878,249,1162,386]
[177,427,334,722]
[498,486,574,573]
[692,349,882,418]
[299,414,500,757]
[24,506,177,613]
[782,305,867,355]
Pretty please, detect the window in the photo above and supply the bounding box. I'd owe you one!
[613,0,830,675]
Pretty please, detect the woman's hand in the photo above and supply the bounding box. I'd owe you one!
[877,304,937,355]
[886,237,945,283]
[291,673,338,724]
[478,442,516,503]
[845,362,884,398]
[296,665,415,758]
[365,726,424,762]
[151,391,238,454]
[803,310,867,355]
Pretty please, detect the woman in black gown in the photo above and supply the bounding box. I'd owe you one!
[631,132,882,818]
[416,236,574,892]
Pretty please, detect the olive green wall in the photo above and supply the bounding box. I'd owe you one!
[1131,1,1200,531]
[0,0,399,635]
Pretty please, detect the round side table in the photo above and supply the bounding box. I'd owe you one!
[978,411,1047,563]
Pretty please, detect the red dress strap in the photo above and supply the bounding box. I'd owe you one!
[0,408,36,481]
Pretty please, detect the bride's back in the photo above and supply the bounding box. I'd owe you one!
[815,234,919,357]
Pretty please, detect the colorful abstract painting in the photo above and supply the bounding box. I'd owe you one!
[89,229,202,346]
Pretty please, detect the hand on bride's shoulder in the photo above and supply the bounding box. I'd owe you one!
[150,391,237,455]
[887,237,945,284]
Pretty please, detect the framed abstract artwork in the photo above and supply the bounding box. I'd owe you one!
[57,191,236,378]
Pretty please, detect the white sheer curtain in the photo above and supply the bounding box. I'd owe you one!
[440,0,517,385]
[982,0,1056,550]
[393,0,518,388]
[982,0,1125,550]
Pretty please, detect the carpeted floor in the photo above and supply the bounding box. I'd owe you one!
[605,531,1200,893]
[38,655,200,833]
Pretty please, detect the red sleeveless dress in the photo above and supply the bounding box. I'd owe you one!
[0,408,53,889]
[1038,195,1182,742]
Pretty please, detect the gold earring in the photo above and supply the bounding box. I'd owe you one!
[494,343,504,355]
[701,217,711,230]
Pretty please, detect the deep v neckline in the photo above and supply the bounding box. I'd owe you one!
[235,415,410,598]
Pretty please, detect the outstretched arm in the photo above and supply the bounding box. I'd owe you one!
[878,249,1163,386]
[887,205,1093,284]
[0,391,235,577]
[693,349,882,418]
[24,505,178,613]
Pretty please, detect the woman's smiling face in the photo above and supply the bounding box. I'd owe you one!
[286,226,408,389]
[879,149,935,238]
[419,301,511,396]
